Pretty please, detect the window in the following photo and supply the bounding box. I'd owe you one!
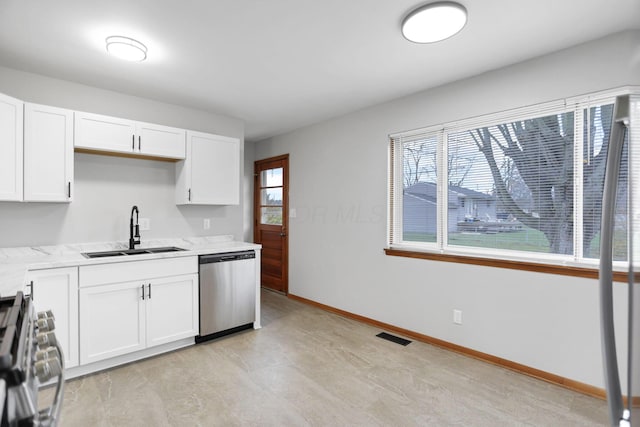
[582,104,628,261]
[389,89,634,266]
[259,167,284,225]
[401,134,438,243]
[447,110,575,255]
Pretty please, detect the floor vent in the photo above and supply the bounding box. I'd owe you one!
[376,332,411,346]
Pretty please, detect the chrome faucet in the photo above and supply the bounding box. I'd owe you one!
[129,205,141,250]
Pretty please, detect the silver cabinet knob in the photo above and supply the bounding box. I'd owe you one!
[36,317,55,332]
[36,331,57,349]
[34,357,62,382]
[35,346,60,362]
[37,310,55,320]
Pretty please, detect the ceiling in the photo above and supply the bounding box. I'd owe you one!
[0,1,638,142]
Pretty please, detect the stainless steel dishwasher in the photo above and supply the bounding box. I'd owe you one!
[196,250,256,343]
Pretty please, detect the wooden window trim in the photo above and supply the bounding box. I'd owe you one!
[384,248,632,283]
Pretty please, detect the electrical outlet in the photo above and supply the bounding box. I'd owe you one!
[453,309,463,325]
[203,218,211,230]
[139,218,150,231]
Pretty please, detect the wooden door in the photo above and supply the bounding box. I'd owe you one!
[254,155,289,293]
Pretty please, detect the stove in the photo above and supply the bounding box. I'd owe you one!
[0,292,64,426]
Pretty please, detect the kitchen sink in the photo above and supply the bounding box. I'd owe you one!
[82,246,186,258]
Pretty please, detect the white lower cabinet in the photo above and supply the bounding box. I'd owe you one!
[79,273,198,365]
[79,280,146,365]
[26,267,79,369]
[146,274,199,347]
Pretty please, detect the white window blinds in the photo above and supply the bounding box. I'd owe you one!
[388,88,635,265]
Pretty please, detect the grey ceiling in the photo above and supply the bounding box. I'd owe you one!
[0,0,638,141]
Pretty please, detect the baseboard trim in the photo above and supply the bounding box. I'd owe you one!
[287,293,605,401]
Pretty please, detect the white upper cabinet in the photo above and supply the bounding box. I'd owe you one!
[74,111,185,160]
[176,131,240,205]
[74,111,136,154]
[0,93,23,201]
[24,103,74,202]
[135,122,186,159]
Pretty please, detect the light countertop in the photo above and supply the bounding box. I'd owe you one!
[0,235,261,296]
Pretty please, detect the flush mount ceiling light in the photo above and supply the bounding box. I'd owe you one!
[402,1,467,43]
[105,36,147,62]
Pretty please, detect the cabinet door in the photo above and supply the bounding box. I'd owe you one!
[79,281,146,365]
[24,103,74,202]
[74,111,135,154]
[135,122,186,159]
[176,131,240,205]
[0,93,23,201]
[27,267,79,369]
[146,274,198,348]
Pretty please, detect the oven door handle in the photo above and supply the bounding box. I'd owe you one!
[38,340,65,426]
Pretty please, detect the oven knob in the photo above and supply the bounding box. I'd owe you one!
[35,346,60,362]
[34,357,62,382]
[36,316,56,332]
[37,310,55,320]
[36,331,57,349]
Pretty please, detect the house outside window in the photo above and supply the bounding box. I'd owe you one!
[389,88,634,266]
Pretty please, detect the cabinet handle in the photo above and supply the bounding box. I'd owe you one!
[188,188,191,201]
[132,135,135,150]
[148,283,151,299]
[67,182,71,199]
[141,284,145,300]
[138,136,141,151]
[29,280,34,301]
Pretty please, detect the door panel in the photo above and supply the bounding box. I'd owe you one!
[146,274,198,347]
[136,122,186,159]
[28,267,79,368]
[24,103,74,202]
[79,281,146,365]
[0,93,23,201]
[74,111,135,153]
[254,155,289,293]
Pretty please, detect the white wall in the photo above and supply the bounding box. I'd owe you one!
[0,66,247,247]
[254,30,640,389]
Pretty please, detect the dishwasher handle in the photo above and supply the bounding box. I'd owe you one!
[199,250,255,264]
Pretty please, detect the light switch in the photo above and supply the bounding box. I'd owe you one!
[203,218,211,230]
[453,309,462,325]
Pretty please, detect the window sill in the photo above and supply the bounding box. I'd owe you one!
[384,248,631,283]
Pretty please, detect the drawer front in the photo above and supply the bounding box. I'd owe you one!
[79,256,197,287]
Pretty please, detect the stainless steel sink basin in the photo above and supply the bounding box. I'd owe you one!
[82,246,186,258]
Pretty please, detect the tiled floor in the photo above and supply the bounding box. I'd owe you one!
[44,289,608,426]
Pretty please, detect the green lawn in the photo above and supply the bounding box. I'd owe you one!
[448,229,550,252]
[404,228,550,253]
[587,230,628,261]
[404,227,629,259]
